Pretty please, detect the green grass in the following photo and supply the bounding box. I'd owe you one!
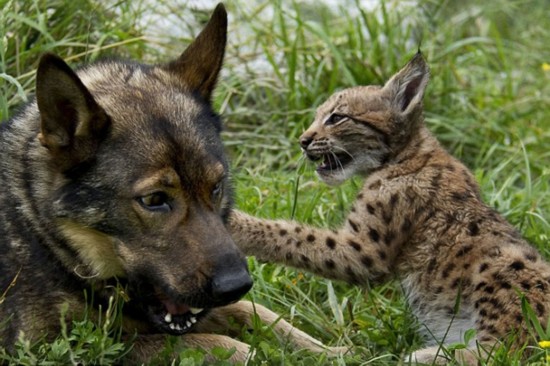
[1,0,550,364]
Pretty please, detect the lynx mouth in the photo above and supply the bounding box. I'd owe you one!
[314,153,353,173]
[147,288,209,335]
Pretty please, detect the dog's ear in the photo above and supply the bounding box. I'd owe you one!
[383,52,430,116]
[36,53,110,170]
[164,3,227,102]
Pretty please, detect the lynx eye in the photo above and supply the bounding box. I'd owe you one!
[138,192,171,212]
[325,113,347,126]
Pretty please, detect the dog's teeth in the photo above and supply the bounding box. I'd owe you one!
[174,324,181,331]
[164,313,172,323]
[186,320,192,328]
[190,316,197,324]
[169,323,175,330]
[190,307,203,314]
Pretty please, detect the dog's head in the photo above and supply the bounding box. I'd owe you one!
[33,4,252,335]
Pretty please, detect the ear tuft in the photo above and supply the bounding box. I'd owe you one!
[384,52,430,114]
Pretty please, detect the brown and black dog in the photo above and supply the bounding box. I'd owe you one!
[0,4,343,363]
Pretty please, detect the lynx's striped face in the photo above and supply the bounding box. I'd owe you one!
[299,53,430,185]
[299,85,392,185]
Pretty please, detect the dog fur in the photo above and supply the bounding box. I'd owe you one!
[0,4,343,363]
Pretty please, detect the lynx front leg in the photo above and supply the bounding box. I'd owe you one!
[197,300,349,356]
[229,209,399,286]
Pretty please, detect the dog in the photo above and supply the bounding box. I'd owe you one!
[0,4,343,363]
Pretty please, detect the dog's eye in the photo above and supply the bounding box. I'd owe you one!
[212,181,223,202]
[325,113,346,126]
[138,192,171,212]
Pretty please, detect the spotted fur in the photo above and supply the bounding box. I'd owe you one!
[230,53,550,364]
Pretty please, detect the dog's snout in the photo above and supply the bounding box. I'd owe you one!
[211,260,253,304]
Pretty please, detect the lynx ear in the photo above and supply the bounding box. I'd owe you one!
[36,53,110,171]
[384,52,430,115]
[164,3,227,102]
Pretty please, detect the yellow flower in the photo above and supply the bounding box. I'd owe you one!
[288,273,305,287]
[542,63,550,72]
[538,340,550,348]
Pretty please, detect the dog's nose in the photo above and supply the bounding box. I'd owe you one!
[211,262,253,304]
[299,136,313,149]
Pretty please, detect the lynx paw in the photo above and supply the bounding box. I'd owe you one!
[406,346,478,365]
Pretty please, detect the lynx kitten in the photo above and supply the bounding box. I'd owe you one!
[230,53,550,363]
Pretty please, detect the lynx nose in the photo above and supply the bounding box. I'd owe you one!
[299,136,313,149]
